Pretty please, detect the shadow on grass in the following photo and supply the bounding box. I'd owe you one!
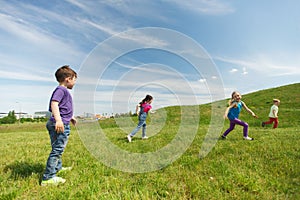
[4,161,44,180]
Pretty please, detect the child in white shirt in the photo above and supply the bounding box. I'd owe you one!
[262,99,280,129]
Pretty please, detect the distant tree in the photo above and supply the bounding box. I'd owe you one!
[0,110,17,124]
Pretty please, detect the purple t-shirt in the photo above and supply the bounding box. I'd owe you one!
[49,86,73,124]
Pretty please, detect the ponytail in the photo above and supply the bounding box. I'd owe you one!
[140,94,153,104]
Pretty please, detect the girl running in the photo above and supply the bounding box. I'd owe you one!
[222,91,258,140]
[127,95,153,142]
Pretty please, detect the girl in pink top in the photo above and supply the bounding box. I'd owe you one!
[127,95,153,142]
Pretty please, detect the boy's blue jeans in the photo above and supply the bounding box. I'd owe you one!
[130,112,147,137]
[42,120,70,180]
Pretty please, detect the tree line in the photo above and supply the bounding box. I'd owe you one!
[0,110,48,125]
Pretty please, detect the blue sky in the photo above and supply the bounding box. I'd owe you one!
[0,0,299,116]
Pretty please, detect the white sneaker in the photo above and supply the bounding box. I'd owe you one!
[61,167,72,171]
[142,136,148,140]
[41,176,66,186]
[127,135,132,142]
[244,136,254,141]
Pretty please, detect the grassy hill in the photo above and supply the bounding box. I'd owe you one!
[239,83,300,127]
[0,83,299,199]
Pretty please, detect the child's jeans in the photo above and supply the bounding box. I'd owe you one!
[130,112,147,137]
[42,120,70,180]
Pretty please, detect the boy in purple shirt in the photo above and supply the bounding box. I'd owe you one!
[41,65,77,186]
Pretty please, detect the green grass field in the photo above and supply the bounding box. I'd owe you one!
[0,83,299,199]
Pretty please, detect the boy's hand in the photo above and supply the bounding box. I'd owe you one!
[253,114,258,118]
[71,118,77,126]
[55,120,64,133]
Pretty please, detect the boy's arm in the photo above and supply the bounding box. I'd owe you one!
[51,101,64,133]
[242,101,257,118]
[71,117,77,126]
[272,108,278,118]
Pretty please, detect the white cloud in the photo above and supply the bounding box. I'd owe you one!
[0,12,84,57]
[242,67,248,75]
[65,0,88,11]
[214,55,300,76]
[0,70,53,82]
[229,68,238,73]
[165,0,235,15]
[81,19,119,36]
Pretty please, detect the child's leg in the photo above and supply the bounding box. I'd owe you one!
[273,118,278,128]
[264,118,274,125]
[223,120,236,136]
[43,121,70,180]
[130,113,147,137]
[47,126,62,172]
[129,120,145,137]
[142,123,147,137]
[56,159,62,172]
[231,118,249,137]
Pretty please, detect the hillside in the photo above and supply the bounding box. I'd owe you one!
[238,82,300,127]
[99,82,300,129]
[0,83,299,199]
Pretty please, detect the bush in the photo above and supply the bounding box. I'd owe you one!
[0,111,17,124]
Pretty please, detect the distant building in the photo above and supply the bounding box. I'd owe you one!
[95,114,101,119]
[34,111,51,118]
[83,112,94,118]
[0,112,7,118]
[15,112,29,119]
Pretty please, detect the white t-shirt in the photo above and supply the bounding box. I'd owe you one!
[268,105,278,118]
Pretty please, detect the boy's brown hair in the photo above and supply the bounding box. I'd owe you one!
[55,65,77,83]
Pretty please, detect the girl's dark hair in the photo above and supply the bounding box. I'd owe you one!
[140,94,153,104]
[55,65,77,83]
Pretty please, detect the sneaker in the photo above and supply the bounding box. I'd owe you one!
[262,122,265,127]
[41,176,66,186]
[244,136,254,141]
[142,136,148,140]
[127,135,132,142]
[61,167,72,171]
[221,135,226,139]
